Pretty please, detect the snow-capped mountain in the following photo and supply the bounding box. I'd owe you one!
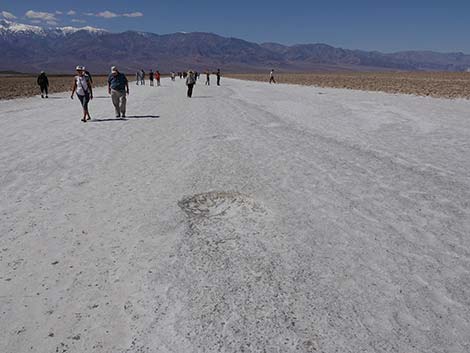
[0,20,107,37]
[1,20,470,74]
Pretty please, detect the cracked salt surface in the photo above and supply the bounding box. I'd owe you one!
[0,78,469,352]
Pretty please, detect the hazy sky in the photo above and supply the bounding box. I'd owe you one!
[1,0,470,53]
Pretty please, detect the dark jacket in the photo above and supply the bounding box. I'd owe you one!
[108,72,128,92]
[37,73,49,87]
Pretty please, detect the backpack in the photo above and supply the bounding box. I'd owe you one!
[85,71,93,84]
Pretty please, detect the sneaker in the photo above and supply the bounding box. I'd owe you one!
[121,113,126,118]
[116,114,121,118]
[81,118,86,122]
[45,96,48,98]
[41,95,44,98]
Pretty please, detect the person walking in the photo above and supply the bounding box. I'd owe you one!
[186,70,196,98]
[149,70,154,86]
[171,71,176,81]
[269,69,276,84]
[140,69,145,85]
[136,71,141,85]
[205,71,210,86]
[37,71,49,98]
[216,69,221,86]
[108,66,129,118]
[155,71,161,87]
[71,66,93,122]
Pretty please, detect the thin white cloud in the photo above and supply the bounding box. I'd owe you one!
[84,10,143,19]
[71,19,86,23]
[123,12,143,18]
[67,10,76,16]
[1,11,17,20]
[47,20,58,25]
[25,10,57,22]
[95,11,119,19]
[55,11,63,15]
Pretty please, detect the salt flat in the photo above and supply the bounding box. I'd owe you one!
[1,78,469,353]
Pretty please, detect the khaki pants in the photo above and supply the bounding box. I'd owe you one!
[111,89,126,116]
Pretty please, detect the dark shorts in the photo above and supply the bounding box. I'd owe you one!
[77,93,90,111]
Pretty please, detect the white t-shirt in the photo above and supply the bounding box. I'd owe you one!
[76,75,90,96]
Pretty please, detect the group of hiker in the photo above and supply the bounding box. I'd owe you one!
[69,65,129,122]
[37,66,274,122]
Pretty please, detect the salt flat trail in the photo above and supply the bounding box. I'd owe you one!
[1,78,469,353]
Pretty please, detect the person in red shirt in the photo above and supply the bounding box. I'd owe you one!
[155,70,161,87]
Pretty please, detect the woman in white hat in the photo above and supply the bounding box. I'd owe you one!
[71,65,93,122]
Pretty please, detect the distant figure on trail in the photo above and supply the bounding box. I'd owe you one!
[183,71,188,79]
[186,70,196,98]
[194,71,199,83]
[149,70,154,86]
[269,69,276,84]
[155,71,161,86]
[171,71,176,81]
[216,69,221,86]
[140,69,145,85]
[108,66,129,118]
[136,71,141,85]
[37,71,49,98]
[70,65,93,122]
[205,71,210,86]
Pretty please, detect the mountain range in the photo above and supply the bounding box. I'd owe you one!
[2,19,470,74]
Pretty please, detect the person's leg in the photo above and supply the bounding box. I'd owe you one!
[84,94,91,120]
[189,84,194,97]
[45,85,48,98]
[111,90,121,117]
[78,94,87,122]
[119,91,127,117]
[40,86,44,98]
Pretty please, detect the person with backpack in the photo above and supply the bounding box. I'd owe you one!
[216,69,221,86]
[149,70,154,86]
[269,69,276,84]
[155,70,161,87]
[186,70,196,98]
[108,66,129,118]
[205,71,210,86]
[37,71,49,98]
[71,66,93,122]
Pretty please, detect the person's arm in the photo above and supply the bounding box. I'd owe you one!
[125,76,129,95]
[45,77,49,87]
[108,77,111,95]
[71,78,77,99]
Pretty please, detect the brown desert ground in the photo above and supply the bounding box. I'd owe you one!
[0,75,109,100]
[227,72,470,99]
[2,72,470,100]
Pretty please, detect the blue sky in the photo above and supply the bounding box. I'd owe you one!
[1,0,470,53]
